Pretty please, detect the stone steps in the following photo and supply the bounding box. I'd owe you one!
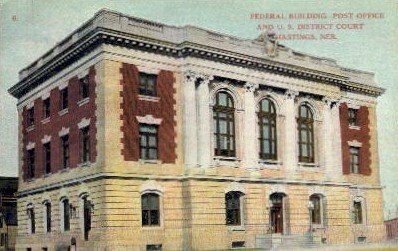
[256,233,321,250]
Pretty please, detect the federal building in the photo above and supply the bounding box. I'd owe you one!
[8,9,385,250]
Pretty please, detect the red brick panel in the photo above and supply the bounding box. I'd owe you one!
[339,103,371,175]
[157,70,177,163]
[88,68,98,163]
[21,66,97,181]
[120,63,140,161]
[21,108,27,180]
[120,64,177,163]
[68,76,80,169]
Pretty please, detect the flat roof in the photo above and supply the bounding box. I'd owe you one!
[8,9,384,99]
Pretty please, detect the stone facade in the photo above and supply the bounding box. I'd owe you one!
[8,9,385,251]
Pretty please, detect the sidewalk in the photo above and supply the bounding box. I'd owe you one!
[273,241,398,251]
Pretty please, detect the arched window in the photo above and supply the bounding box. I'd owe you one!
[258,98,277,160]
[309,195,322,225]
[213,91,236,157]
[141,193,160,226]
[27,204,35,234]
[82,195,92,240]
[225,191,244,226]
[43,201,51,232]
[61,198,70,231]
[297,105,314,163]
[353,201,363,224]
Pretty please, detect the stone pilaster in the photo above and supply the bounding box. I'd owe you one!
[197,74,214,168]
[183,71,198,168]
[331,100,343,179]
[243,82,259,169]
[322,97,334,178]
[283,90,299,174]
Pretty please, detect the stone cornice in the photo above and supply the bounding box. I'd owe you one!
[8,14,385,99]
[16,172,382,198]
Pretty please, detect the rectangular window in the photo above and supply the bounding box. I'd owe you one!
[45,203,51,232]
[43,98,51,118]
[348,108,358,126]
[60,88,68,110]
[61,135,69,169]
[353,201,363,224]
[350,147,360,174]
[63,199,70,231]
[43,143,51,174]
[141,193,160,226]
[139,124,158,160]
[139,73,157,96]
[81,126,90,163]
[80,75,89,100]
[27,149,35,179]
[225,192,242,226]
[27,107,35,126]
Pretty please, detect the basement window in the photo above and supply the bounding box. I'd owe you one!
[146,244,162,251]
[231,241,245,248]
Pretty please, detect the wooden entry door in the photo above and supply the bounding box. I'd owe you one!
[271,204,283,233]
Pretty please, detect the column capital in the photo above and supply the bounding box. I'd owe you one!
[284,89,299,100]
[322,96,341,109]
[183,70,199,82]
[244,82,259,93]
[197,74,214,85]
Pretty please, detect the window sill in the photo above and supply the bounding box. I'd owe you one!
[41,117,50,124]
[312,224,326,230]
[258,159,282,169]
[58,108,68,116]
[298,162,319,168]
[139,159,162,165]
[349,125,361,130]
[213,156,241,167]
[43,173,52,178]
[142,225,163,230]
[227,225,245,231]
[26,125,35,132]
[78,162,91,168]
[60,167,70,173]
[78,97,90,107]
[26,178,35,182]
[138,95,160,102]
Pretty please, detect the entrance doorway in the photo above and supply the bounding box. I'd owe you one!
[270,193,285,234]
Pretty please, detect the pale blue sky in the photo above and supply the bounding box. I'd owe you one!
[0,0,397,219]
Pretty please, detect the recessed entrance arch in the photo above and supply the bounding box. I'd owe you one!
[269,192,287,234]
